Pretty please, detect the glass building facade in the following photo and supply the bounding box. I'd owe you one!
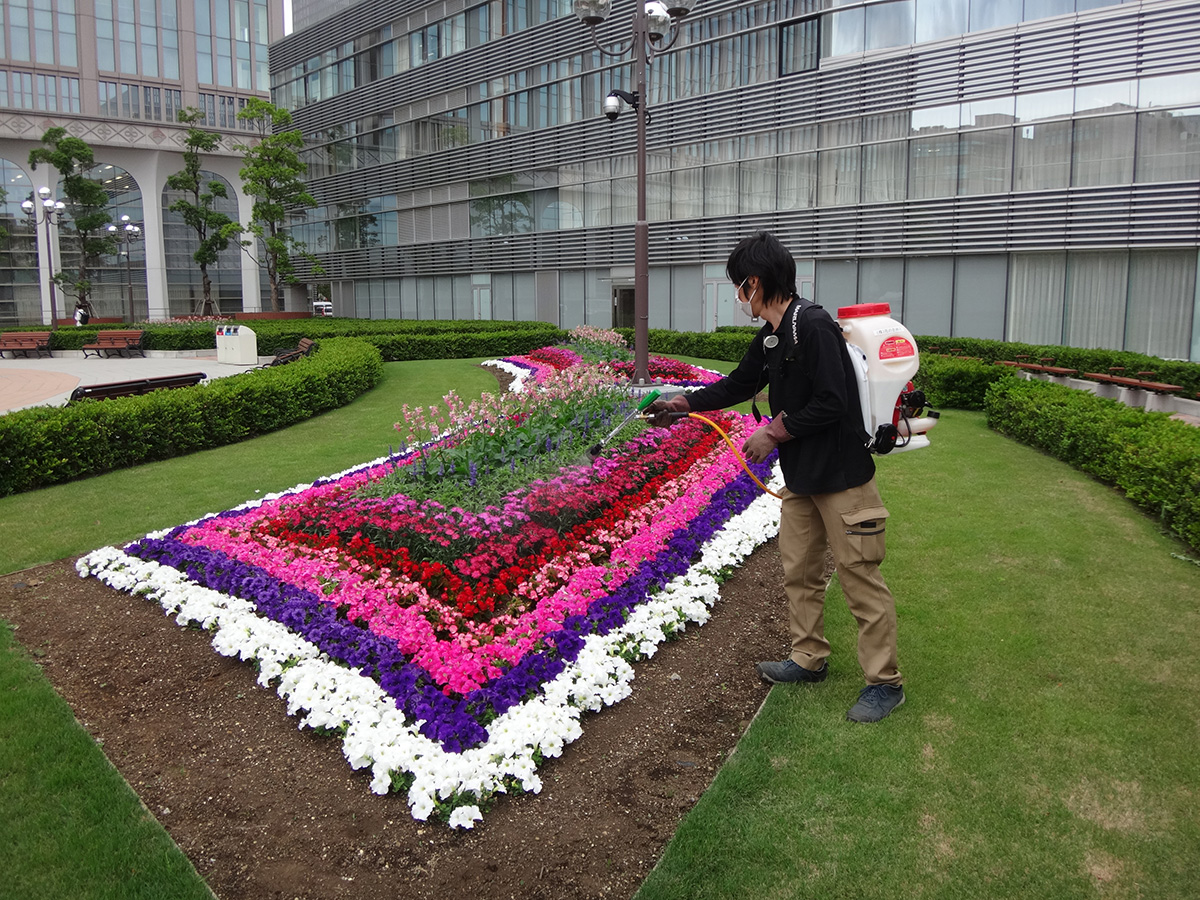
[275,0,1200,360]
[0,0,279,325]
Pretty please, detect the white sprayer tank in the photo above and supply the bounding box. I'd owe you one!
[836,303,935,451]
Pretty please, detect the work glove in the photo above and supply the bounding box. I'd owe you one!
[741,413,791,464]
[644,393,691,428]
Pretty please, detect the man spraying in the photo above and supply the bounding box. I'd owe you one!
[647,231,905,723]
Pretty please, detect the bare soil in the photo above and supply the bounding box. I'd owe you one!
[1,539,799,900]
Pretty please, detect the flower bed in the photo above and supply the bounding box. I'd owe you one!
[78,339,779,829]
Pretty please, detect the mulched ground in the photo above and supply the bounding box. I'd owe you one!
[1,540,797,900]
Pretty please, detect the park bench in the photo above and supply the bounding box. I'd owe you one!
[0,331,52,359]
[67,372,206,403]
[1081,372,1183,394]
[265,337,316,367]
[996,357,1078,377]
[82,329,147,358]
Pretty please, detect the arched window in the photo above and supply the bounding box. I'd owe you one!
[0,159,38,326]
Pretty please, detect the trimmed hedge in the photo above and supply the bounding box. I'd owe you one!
[16,319,566,355]
[0,337,383,496]
[913,354,1017,411]
[985,378,1200,552]
[619,327,755,362]
[914,335,1200,398]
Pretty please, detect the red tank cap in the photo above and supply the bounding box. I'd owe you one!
[838,302,892,319]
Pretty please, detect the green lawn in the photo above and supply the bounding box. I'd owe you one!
[637,408,1200,900]
[4,357,1199,899]
[0,358,497,575]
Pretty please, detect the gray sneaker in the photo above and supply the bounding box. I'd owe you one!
[846,683,905,723]
[756,659,828,684]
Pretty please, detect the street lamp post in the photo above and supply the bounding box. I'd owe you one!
[574,0,696,387]
[21,187,66,330]
[107,215,143,324]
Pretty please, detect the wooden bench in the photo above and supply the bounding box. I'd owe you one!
[82,329,147,359]
[996,359,1078,377]
[265,337,316,367]
[0,331,52,359]
[1081,372,1183,394]
[68,372,206,403]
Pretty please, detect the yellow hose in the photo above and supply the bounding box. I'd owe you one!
[684,412,783,499]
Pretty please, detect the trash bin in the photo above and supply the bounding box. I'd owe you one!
[215,324,258,365]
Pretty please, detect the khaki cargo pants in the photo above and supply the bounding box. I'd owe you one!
[778,478,902,686]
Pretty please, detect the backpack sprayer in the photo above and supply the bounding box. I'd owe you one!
[584,302,937,496]
[837,302,939,454]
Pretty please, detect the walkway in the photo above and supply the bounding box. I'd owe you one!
[0,351,267,414]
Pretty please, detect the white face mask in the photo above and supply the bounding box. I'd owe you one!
[738,286,757,318]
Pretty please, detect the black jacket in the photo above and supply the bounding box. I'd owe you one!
[684,298,875,495]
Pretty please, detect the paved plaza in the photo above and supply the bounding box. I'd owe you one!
[0,351,267,414]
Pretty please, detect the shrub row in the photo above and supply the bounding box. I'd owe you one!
[20,319,566,355]
[985,378,1200,552]
[912,354,1016,411]
[617,327,755,362]
[367,327,568,362]
[913,334,1200,397]
[0,337,383,497]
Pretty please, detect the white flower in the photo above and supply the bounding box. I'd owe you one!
[447,804,483,829]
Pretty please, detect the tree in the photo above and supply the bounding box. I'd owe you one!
[235,98,320,312]
[166,108,242,316]
[28,128,115,312]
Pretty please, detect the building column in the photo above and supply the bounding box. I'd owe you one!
[140,153,172,320]
[238,186,263,312]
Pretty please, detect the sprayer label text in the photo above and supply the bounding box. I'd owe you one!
[879,336,915,360]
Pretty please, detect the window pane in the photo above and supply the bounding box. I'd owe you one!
[671,168,703,219]
[778,153,816,209]
[1015,88,1073,122]
[1065,251,1128,350]
[1014,122,1071,190]
[866,1,913,51]
[916,0,966,42]
[1134,108,1200,183]
[903,256,953,335]
[781,18,818,74]
[861,140,907,202]
[1008,253,1065,345]
[969,0,1019,32]
[959,127,1012,194]
[1075,80,1136,115]
[822,7,863,58]
[1125,250,1196,359]
[1072,114,1134,187]
[704,163,739,216]
[1138,73,1200,110]
[739,159,777,214]
[962,96,1014,128]
[953,255,1006,338]
[858,257,904,309]
[911,104,959,133]
[818,148,859,206]
[909,134,957,199]
[1024,0,1073,19]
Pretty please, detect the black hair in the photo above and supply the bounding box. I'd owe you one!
[725,231,798,307]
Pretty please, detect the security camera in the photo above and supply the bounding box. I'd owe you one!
[603,94,621,121]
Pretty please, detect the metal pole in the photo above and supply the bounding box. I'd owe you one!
[633,3,651,386]
[124,234,135,323]
[44,214,59,330]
